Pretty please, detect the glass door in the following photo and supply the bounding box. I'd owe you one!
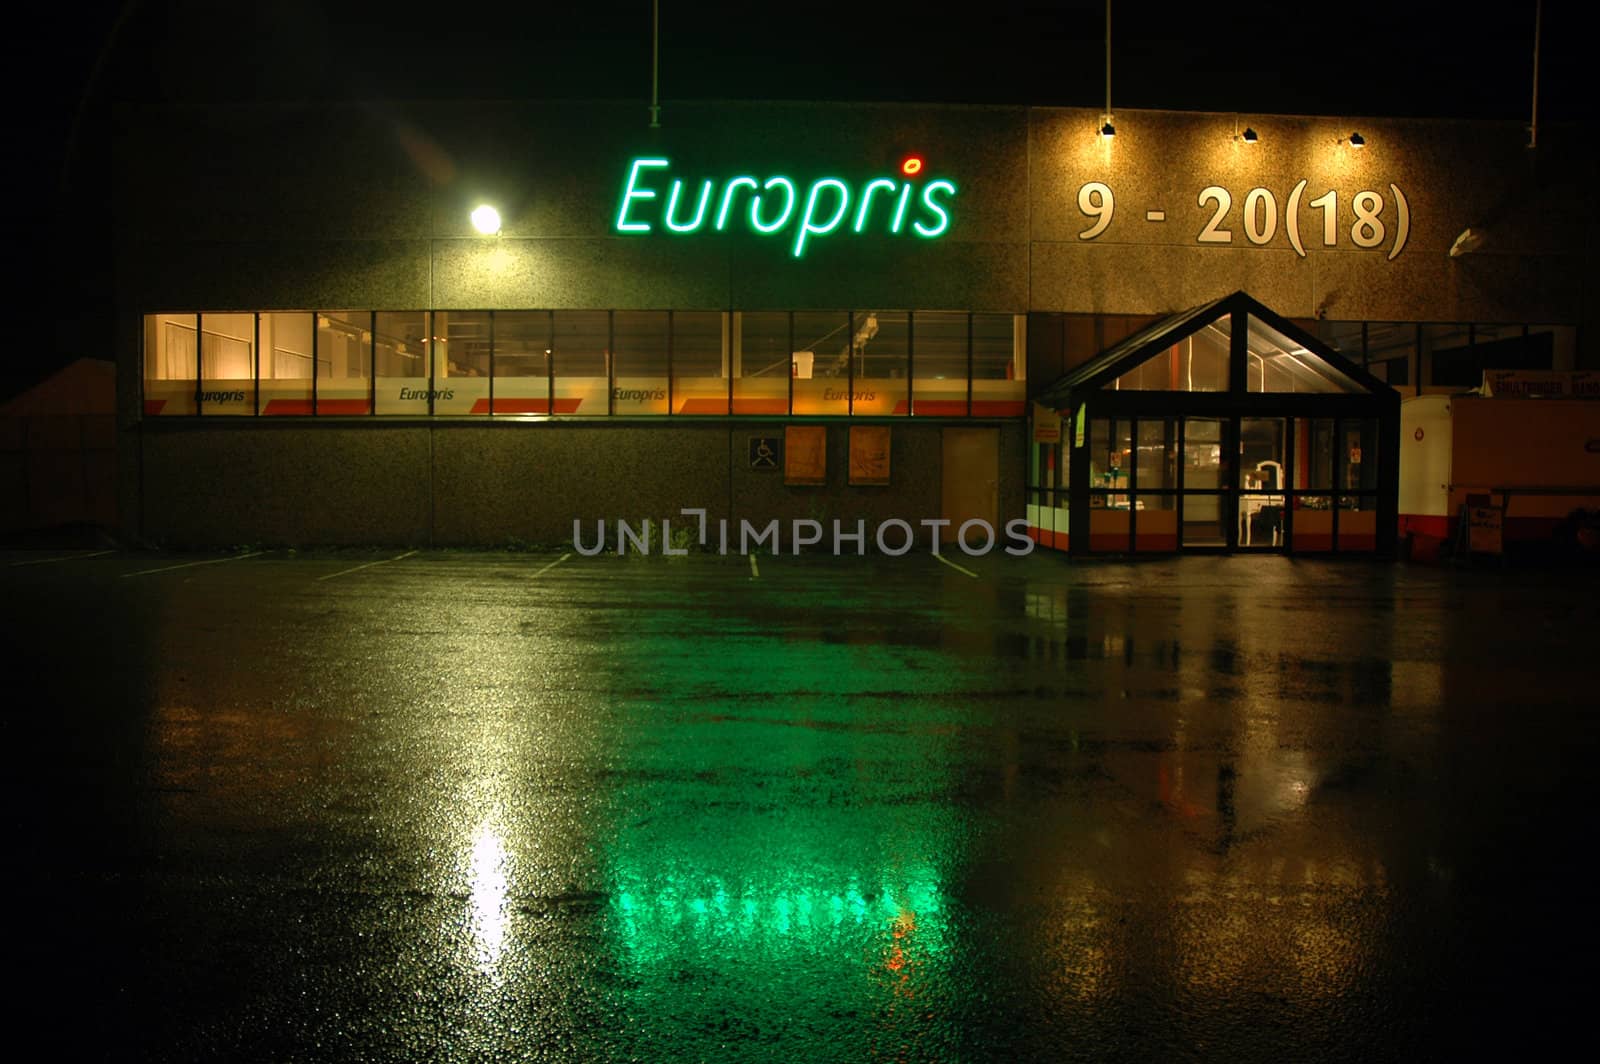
[1180,417,1230,548]
[1238,417,1287,550]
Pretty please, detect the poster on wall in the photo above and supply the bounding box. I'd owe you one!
[1032,404,1062,444]
[848,426,891,486]
[785,426,827,485]
[1467,505,1504,555]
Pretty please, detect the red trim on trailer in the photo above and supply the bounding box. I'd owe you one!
[1399,514,1450,540]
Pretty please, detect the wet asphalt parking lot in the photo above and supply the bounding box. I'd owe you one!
[4,546,1598,1061]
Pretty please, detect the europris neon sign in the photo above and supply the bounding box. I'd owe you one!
[613,155,957,258]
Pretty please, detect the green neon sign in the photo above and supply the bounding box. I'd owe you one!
[614,157,958,257]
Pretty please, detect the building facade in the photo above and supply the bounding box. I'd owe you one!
[117,100,1596,551]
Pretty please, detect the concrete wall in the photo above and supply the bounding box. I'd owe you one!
[114,100,1593,323]
[1026,109,1594,326]
[112,100,1595,545]
[137,420,1023,549]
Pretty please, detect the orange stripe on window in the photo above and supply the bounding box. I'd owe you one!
[317,399,371,415]
[262,399,315,415]
[676,398,732,414]
[971,400,1027,417]
[731,398,789,415]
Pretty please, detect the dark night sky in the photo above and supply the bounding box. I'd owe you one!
[3,0,1585,390]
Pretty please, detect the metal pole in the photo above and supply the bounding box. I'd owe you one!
[650,0,661,129]
[1529,0,1541,148]
[1104,0,1112,127]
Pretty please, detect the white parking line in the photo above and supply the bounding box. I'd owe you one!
[8,549,116,568]
[121,552,265,578]
[749,554,760,579]
[316,549,417,582]
[531,552,571,578]
[934,552,979,579]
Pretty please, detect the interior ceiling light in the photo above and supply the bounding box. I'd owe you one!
[1348,131,1366,148]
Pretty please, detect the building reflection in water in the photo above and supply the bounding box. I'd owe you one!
[122,558,1459,1056]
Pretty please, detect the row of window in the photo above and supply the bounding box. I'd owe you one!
[142,310,1026,418]
[1027,414,1383,551]
[1321,321,1577,390]
[1045,316,1577,393]
[1030,415,1382,496]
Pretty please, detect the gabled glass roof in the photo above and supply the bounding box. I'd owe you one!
[1035,292,1390,409]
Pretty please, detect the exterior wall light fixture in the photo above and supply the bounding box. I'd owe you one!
[1100,120,1116,138]
[1348,132,1366,149]
[1240,127,1258,144]
[470,204,502,235]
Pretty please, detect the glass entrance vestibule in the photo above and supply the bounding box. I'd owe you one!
[1026,292,1400,555]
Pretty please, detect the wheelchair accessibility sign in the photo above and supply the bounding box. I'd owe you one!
[749,436,781,470]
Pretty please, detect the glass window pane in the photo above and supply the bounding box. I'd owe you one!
[143,313,197,416]
[1318,321,1364,364]
[613,311,668,415]
[791,311,850,415]
[1246,315,1362,393]
[1298,417,1335,492]
[493,311,551,414]
[1369,355,1408,387]
[1088,418,1131,504]
[972,313,1024,415]
[198,313,254,416]
[1341,418,1379,496]
[849,311,908,416]
[1434,324,1556,389]
[671,311,727,414]
[374,311,431,415]
[553,311,608,416]
[1337,417,1378,552]
[315,312,371,415]
[430,311,489,415]
[1183,417,1224,490]
[1181,497,1226,548]
[1240,417,1286,548]
[1529,324,1578,370]
[1422,323,1473,389]
[1114,321,1229,392]
[912,311,967,415]
[1240,417,1286,488]
[1367,322,1414,388]
[1135,418,1176,491]
[734,312,790,415]
[259,312,314,415]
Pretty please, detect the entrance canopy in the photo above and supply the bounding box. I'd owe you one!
[1035,291,1389,408]
[1026,292,1400,556]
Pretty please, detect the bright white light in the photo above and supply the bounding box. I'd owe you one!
[468,824,508,969]
[470,204,502,235]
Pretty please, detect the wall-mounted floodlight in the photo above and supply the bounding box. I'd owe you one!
[1240,127,1258,144]
[1348,132,1366,149]
[470,204,502,235]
